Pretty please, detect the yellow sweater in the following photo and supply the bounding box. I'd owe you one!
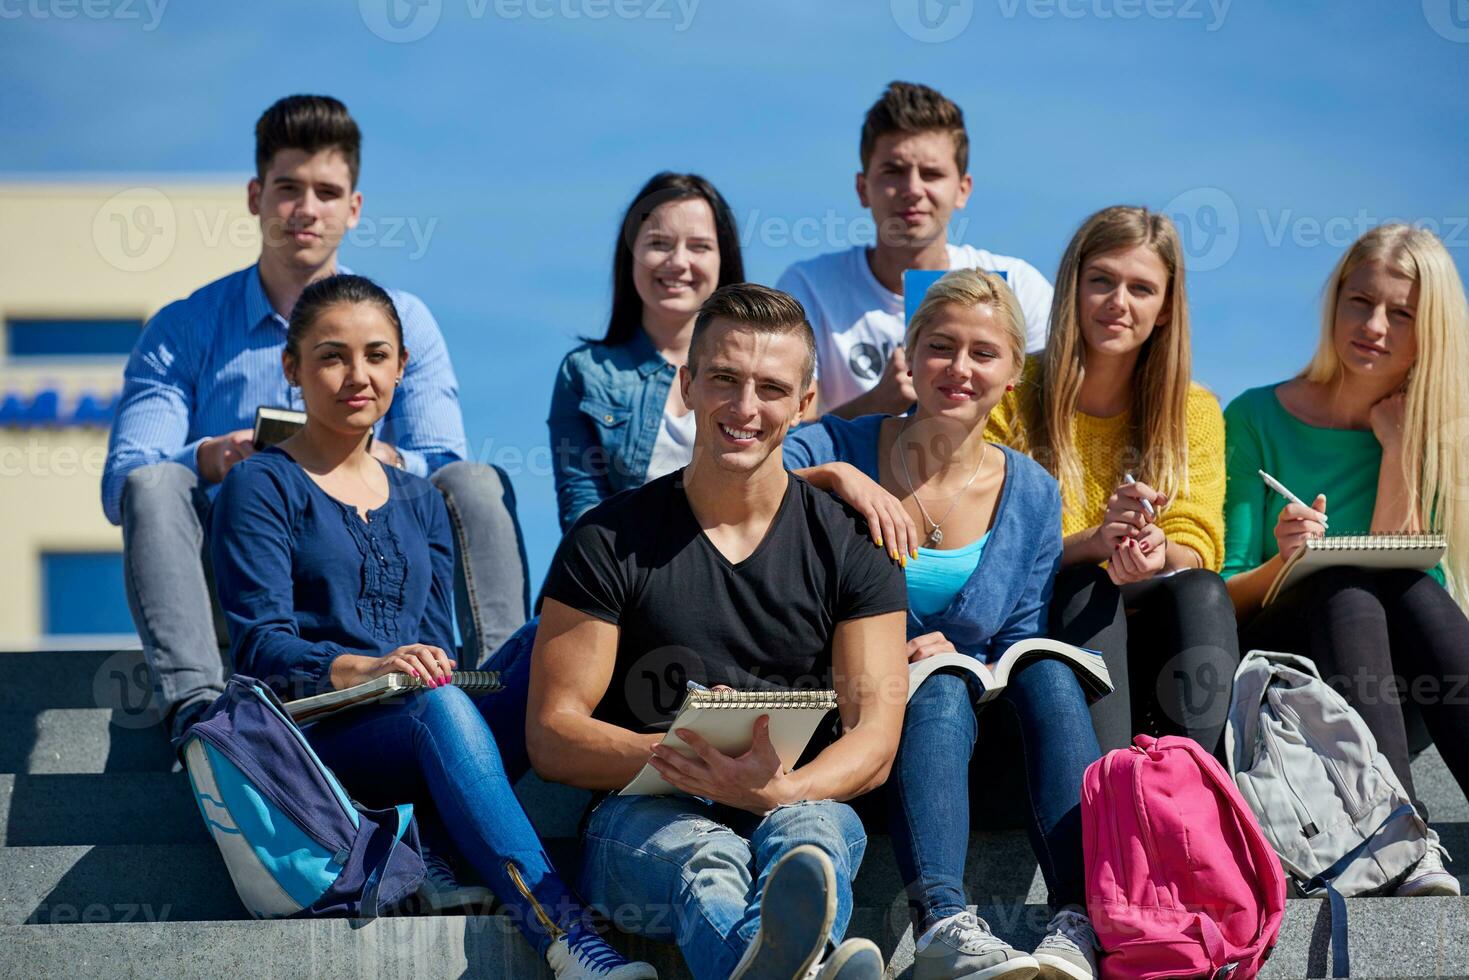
[985,365,1227,571]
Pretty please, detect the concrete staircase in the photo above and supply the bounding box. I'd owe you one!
[2,649,1466,978]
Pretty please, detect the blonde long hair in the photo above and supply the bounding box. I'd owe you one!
[1302,224,1469,604]
[1021,206,1193,501]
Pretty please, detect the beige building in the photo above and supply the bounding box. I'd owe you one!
[0,181,258,647]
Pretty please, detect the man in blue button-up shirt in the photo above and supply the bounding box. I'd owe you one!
[103,95,528,739]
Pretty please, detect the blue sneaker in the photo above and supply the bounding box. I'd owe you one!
[546,923,658,979]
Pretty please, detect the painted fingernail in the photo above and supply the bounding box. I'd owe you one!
[876,536,884,548]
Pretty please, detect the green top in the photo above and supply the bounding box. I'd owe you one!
[1221,383,1444,585]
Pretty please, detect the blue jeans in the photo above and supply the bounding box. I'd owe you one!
[580,794,867,980]
[306,676,573,957]
[122,460,529,739]
[887,658,1100,929]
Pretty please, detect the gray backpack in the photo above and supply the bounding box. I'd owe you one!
[1226,651,1428,976]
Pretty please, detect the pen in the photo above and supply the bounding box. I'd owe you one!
[1123,473,1155,519]
[1257,469,1328,528]
[686,679,709,693]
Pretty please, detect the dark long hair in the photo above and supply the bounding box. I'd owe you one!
[599,172,745,346]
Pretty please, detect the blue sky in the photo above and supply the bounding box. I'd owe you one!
[4,0,1468,585]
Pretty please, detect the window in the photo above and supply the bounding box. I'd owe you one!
[6,318,143,359]
[41,552,136,637]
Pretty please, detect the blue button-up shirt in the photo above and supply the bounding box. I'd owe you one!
[102,264,466,525]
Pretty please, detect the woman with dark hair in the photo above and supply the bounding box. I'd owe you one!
[549,172,745,531]
[211,274,655,980]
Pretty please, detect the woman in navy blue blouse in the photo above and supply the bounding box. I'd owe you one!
[784,270,1103,979]
[210,275,652,980]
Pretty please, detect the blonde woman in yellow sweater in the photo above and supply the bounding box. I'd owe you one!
[986,205,1237,754]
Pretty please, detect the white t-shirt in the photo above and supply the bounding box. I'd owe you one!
[776,243,1054,410]
[644,405,697,482]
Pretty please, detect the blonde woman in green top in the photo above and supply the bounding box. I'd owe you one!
[1222,223,1469,897]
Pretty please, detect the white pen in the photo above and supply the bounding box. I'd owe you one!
[1257,469,1329,528]
[1123,473,1155,519]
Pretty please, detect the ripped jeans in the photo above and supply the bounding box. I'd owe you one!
[580,794,867,980]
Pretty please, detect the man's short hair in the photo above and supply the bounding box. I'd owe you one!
[690,283,817,390]
[859,81,968,175]
[255,95,362,188]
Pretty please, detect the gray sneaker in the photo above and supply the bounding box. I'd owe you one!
[1396,830,1461,897]
[416,841,494,913]
[803,938,885,979]
[729,844,837,980]
[913,911,1039,980]
[1033,910,1098,980]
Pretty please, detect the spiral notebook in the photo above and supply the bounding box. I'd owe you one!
[1263,533,1447,606]
[283,670,502,725]
[619,688,840,796]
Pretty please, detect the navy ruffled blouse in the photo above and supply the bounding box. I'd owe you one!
[210,447,457,698]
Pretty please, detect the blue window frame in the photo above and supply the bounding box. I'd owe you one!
[41,552,136,636]
[7,318,143,359]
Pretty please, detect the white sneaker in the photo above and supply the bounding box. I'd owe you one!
[913,910,1039,980]
[545,925,658,979]
[803,938,885,979]
[1033,909,1098,980]
[1396,831,1460,897]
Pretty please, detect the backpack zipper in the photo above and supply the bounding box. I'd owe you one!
[1269,692,1364,818]
[1257,711,1323,839]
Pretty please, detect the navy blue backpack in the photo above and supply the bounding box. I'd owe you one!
[176,676,425,919]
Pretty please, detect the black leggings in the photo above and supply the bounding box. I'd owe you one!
[1049,565,1241,755]
[1240,567,1469,811]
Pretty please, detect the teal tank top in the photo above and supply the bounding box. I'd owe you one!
[904,532,990,619]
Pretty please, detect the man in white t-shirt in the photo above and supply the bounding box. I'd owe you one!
[777,81,1054,418]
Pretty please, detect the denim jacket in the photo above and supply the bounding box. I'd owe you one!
[548,329,677,532]
[783,413,1063,663]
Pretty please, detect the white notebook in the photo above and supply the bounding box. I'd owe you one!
[1264,533,1447,606]
[619,688,839,797]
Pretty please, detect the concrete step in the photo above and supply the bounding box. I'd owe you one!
[1,709,175,775]
[0,833,1051,926]
[2,898,1466,979]
[0,649,157,712]
[0,774,205,846]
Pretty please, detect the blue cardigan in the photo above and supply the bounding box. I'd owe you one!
[784,415,1063,663]
[210,447,458,698]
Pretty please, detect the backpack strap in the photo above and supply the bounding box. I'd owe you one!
[1302,803,1414,978]
[355,802,417,928]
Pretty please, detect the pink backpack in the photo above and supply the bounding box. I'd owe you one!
[1082,734,1286,980]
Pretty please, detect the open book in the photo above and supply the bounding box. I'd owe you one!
[909,637,1112,705]
[1263,533,1447,606]
[284,670,502,725]
[252,406,307,450]
[620,688,839,797]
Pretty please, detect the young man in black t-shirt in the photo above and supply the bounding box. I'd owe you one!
[528,284,908,980]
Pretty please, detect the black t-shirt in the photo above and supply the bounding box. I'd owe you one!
[540,471,908,734]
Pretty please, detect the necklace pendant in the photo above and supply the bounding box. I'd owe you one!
[927,528,943,547]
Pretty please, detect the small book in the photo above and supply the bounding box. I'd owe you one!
[1263,533,1447,606]
[908,637,1113,705]
[283,670,502,725]
[619,688,840,797]
[252,406,307,450]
